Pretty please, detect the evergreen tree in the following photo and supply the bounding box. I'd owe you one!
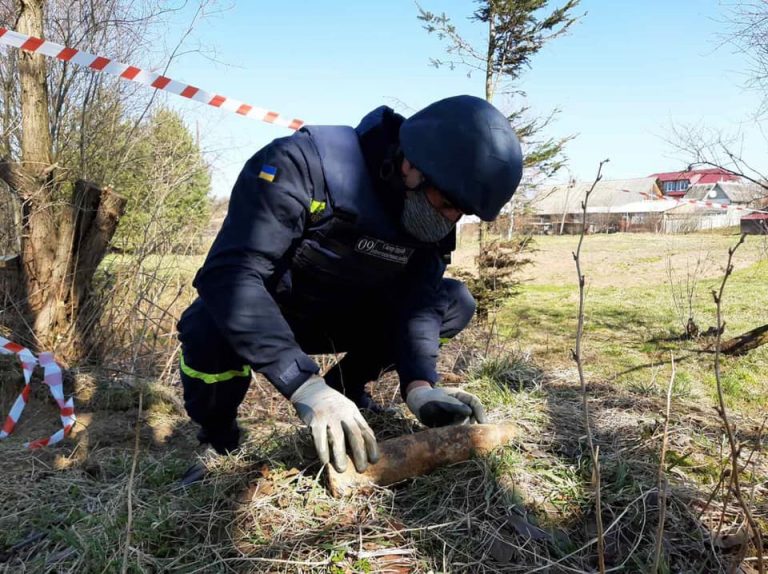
[418,0,580,315]
[419,0,580,182]
[112,108,211,254]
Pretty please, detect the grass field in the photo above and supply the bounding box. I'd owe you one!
[499,233,768,414]
[1,232,766,573]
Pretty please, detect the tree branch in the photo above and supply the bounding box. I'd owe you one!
[712,234,764,574]
[571,158,609,574]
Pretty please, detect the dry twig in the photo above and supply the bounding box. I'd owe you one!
[712,234,764,574]
[571,158,609,574]
[120,389,143,574]
[652,353,676,572]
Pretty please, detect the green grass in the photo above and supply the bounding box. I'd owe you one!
[498,254,768,416]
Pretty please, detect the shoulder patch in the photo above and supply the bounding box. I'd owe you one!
[258,164,278,182]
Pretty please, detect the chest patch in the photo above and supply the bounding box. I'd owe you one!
[354,236,414,265]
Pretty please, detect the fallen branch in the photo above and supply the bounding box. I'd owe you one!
[720,323,768,356]
[327,423,518,497]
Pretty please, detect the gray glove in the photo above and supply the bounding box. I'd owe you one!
[406,386,487,428]
[290,375,380,473]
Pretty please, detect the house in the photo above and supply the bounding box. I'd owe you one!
[649,168,740,198]
[683,181,765,207]
[526,175,750,234]
[660,201,742,233]
[741,213,768,234]
[531,177,662,215]
[528,177,665,233]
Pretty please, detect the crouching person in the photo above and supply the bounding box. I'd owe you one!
[177,95,523,475]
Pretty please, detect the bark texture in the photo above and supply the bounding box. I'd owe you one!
[721,323,768,356]
[0,0,126,355]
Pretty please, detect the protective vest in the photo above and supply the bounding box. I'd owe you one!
[285,125,449,311]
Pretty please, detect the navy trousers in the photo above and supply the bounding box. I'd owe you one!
[178,278,476,443]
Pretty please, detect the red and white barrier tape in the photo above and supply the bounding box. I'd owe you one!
[623,189,768,215]
[0,337,75,448]
[0,27,305,130]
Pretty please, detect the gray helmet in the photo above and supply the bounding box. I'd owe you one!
[399,95,523,221]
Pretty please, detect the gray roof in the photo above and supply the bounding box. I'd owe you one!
[530,177,662,215]
[719,182,766,203]
[686,182,766,203]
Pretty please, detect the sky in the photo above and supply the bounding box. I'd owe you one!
[152,0,767,197]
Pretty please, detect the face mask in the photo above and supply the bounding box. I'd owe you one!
[400,189,456,243]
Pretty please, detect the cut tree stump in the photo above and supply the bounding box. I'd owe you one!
[720,323,768,356]
[327,423,518,497]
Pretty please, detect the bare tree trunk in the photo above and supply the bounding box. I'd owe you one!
[485,13,495,103]
[477,8,496,248]
[18,0,52,165]
[16,0,62,343]
[0,0,126,355]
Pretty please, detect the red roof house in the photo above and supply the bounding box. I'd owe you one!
[649,168,740,197]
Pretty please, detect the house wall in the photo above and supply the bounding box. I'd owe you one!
[623,213,664,233]
[662,211,741,233]
[520,214,624,235]
[525,210,743,234]
[701,187,729,203]
[741,219,768,235]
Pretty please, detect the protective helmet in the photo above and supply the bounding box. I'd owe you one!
[399,95,523,221]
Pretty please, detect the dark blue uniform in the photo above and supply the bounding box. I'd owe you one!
[177,106,476,444]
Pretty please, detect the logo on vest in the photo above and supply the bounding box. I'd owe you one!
[354,237,413,265]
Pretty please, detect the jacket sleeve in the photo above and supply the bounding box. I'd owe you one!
[394,249,448,394]
[193,136,320,398]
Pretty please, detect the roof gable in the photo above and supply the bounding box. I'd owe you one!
[685,182,765,203]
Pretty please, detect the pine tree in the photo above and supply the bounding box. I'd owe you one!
[418,0,580,316]
[112,109,211,254]
[418,0,580,215]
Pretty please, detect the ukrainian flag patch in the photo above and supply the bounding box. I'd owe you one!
[258,164,278,182]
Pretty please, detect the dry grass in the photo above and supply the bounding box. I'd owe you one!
[1,232,767,572]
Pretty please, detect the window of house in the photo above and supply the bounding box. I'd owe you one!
[664,180,690,193]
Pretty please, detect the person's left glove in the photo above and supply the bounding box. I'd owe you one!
[290,375,380,473]
[406,386,487,428]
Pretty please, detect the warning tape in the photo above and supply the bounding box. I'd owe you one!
[0,27,305,130]
[622,189,768,215]
[0,337,75,448]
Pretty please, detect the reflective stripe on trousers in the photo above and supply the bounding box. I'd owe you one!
[179,352,250,384]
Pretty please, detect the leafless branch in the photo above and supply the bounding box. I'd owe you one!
[667,123,768,192]
[712,234,764,574]
[652,354,675,572]
[571,158,609,574]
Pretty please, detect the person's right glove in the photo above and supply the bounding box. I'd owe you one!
[290,375,380,473]
[406,385,487,427]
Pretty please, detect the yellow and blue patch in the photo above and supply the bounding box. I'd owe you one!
[258,164,278,182]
